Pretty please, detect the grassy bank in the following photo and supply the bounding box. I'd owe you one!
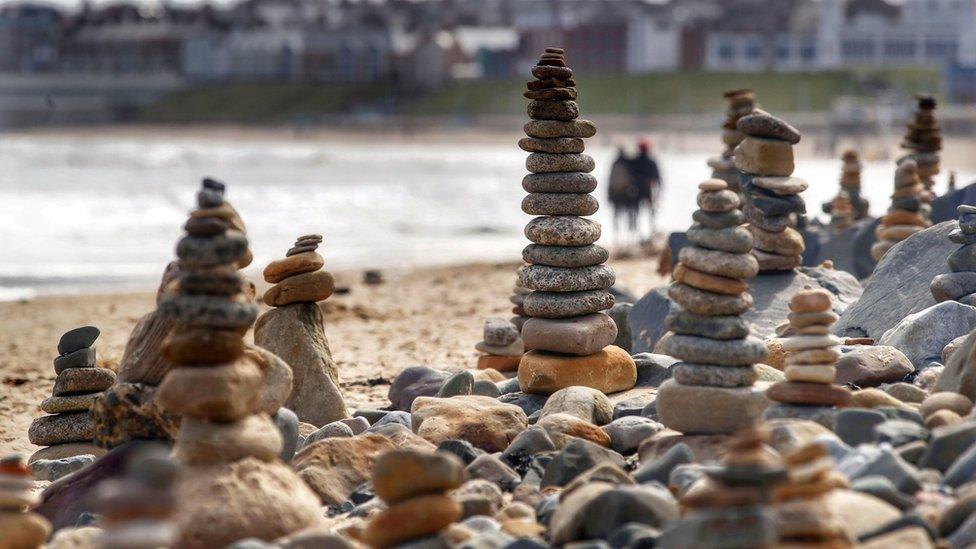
[141,68,941,124]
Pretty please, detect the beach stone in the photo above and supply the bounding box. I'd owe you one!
[661,334,766,366]
[58,326,100,355]
[53,347,96,373]
[748,225,804,256]
[686,224,752,254]
[696,189,740,213]
[672,263,748,296]
[465,456,519,493]
[162,328,244,365]
[411,396,528,452]
[678,246,758,279]
[884,382,926,403]
[783,364,835,383]
[28,442,105,464]
[919,422,976,472]
[255,302,347,427]
[52,367,115,396]
[825,490,902,538]
[518,137,583,154]
[157,358,264,421]
[523,119,595,139]
[877,301,976,369]
[851,476,914,511]
[263,270,335,306]
[743,204,791,232]
[668,283,753,316]
[272,408,299,461]
[362,494,462,548]
[521,313,616,356]
[159,293,257,330]
[29,412,96,446]
[31,454,95,482]
[243,345,292,415]
[518,345,637,395]
[522,290,614,318]
[176,231,248,268]
[373,449,466,504]
[608,303,632,352]
[920,391,973,417]
[666,311,749,340]
[535,413,611,449]
[91,382,179,449]
[847,447,922,495]
[850,388,913,410]
[750,176,808,195]
[522,172,597,194]
[41,393,100,414]
[540,386,613,425]
[950,244,976,272]
[175,414,282,465]
[302,421,353,448]
[263,252,324,284]
[655,381,770,434]
[602,416,663,454]
[527,100,578,121]
[437,371,475,398]
[767,382,852,406]
[944,334,970,362]
[524,216,600,246]
[674,363,758,387]
[294,433,395,504]
[541,438,625,488]
[656,505,775,548]
[526,153,594,174]
[522,192,599,217]
[519,265,614,293]
[733,136,795,176]
[692,209,745,229]
[634,442,694,485]
[736,111,801,143]
[0,513,51,549]
[388,367,452,411]
[874,419,927,447]
[522,244,608,268]
[834,346,913,386]
[936,331,976,400]
[557,485,678,544]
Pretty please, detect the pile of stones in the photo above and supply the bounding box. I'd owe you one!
[931,205,976,306]
[900,94,942,192]
[510,282,531,332]
[28,326,114,464]
[708,88,758,192]
[871,159,930,262]
[823,150,867,231]
[764,288,851,425]
[734,110,807,271]
[475,317,523,373]
[261,234,334,307]
[0,455,50,548]
[656,179,768,434]
[773,442,853,545]
[516,48,636,395]
[361,449,465,547]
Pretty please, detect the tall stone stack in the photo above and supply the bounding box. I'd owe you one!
[900,94,942,193]
[28,326,114,463]
[773,442,853,546]
[870,159,929,262]
[931,205,976,307]
[0,455,51,549]
[734,110,807,272]
[475,317,523,373]
[823,150,867,231]
[655,179,768,435]
[516,48,636,396]
[156,189,321,546]
[708,89,758,192]
[764,288,851,425]
[255,234,348,427]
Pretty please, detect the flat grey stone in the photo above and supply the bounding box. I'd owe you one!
[519,264,615,292]
[666,310,750,340]
[673,363,758,387]
[523,244,609,268]
[437,370,475,398]
[525,216,601,246]
[668,282,752,316]
[523,290,614,319]
[686,224,753,254]
[526,153,595,174]
[522,172,597,193]
[522,193,598,216]
[736,111,801,144]
[31,455,95,482]
[692,209,744,230]
[518,137,584,154]
[484,318,519,347]
[877,301,976,369]
[57,326,100,356]
[527,100,579,121]
[523,119,596,139]
[660,334,766,366]
[175,230,249,268]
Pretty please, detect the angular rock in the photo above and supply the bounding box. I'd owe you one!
[411,396,528,452]
[877,301,976,369]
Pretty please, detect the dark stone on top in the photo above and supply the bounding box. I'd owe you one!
[58,326,100,356]
[388,366,451,411]
[197,188,224,209]
[202,177,226,193]
[286,244,318,257]
[735,111,801,144]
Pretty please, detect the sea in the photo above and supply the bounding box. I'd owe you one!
[0,131,966,300]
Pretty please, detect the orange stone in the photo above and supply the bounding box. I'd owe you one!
[263,270,335,306]
[477,354,521,372]
[517,345,637,395]
[767,381,852,407]
[263,252,324,284]
[673,262,748,296]
[362,494,462,548]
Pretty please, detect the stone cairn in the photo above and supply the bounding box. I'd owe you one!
[92,444,179,549]
[255,233,348,427]
[28,326,114,464]
[773,441,853,546]
[870,159,930,262]
[708,89,758,192]
[931,205,976,307]
[515,47,636,395]
[475,317,523,373]
[900,94,942,193]
[0,455,51,549]
[662,428,784,547]
[656,179,767,435]
[734,110,807,272]
[361,449,465,548]
[823,150,867,231]
[764,288,851,424]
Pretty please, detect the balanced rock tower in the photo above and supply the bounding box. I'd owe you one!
[773,442,853,546]
[932,205,976,306]
[0,455,51,549]
[28,326,114,463]
[764,288,851,425]
[708,89,758,192]
[901,94,942,192]
[656,179,768,434]
[870,159,930,262]
[516,48,636,395]
[823,150,867,231]
[735,110,807,271]
[476,317,523,373]
[255,234,348,427]
[157,191,321,546]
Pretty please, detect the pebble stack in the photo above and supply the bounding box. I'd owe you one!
[361,449,465,548]
[900,94,942,192]
[708,89,758,192]
[655,179,768,435]
[476,317,523,373]
[0,455,50,549]
[931,205,976,307]
[28,326,115,462]
[509,282,531,332]
[734,110,807,272]
[92,445,179,549]
[772,442,853,546]
[261,234,335,307]
[823,150,867,231]
[516,48,636,395]
[764,288,851,424]
[870,159,930,262]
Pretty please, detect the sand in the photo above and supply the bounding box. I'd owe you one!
[0,256,663,458]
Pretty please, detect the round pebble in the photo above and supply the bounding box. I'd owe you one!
[674,363,758,388]
[679,246,759,279]
[522,290,614,319]
[518,137,584,154]
[661,334,767,366]
[527,100,579,122]
[522,244,609,268]
[525,216,601,246]
[518,265,615,292]
[524,120,596,139]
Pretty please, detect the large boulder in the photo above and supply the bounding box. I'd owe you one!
[834,221,957,339]
[932,182,976,224]
[937,330,976,400]
[630,266,861,353]
[850,218,882,280]
[254,302,347,427]
[411,395,528,452]
[815,218,877,278]
[877,302,976,370]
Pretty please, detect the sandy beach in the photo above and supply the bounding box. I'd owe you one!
[0,255,663,458]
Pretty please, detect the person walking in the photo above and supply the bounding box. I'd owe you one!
[629,139,662,238]
[608,147,639,244]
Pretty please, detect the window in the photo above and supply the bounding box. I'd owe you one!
[842,40,875,60]
[800,44,816,61]
[745,40,762,60]
[884,40,916,58]
[718,41,734,61]
[776,45,790,60]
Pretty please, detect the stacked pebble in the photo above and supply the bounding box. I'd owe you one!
[773,442,853,546]
[707,88,758,192]
[28,326,115,463]
[764,288,852,423]
[262,234,334,307]
[0,455,50,549]
[362,449,465,548]
[900,94,942,192]
[516,48,636,395]
[841,149,869,220]
[92,445,179,549]
[734,110,807,271]
[870,159,930,262]
[509,282,531,332]
[931,205,976,306]
[476,317,523,373]
[656,179,767,435]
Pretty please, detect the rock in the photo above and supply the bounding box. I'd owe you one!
[920,391,974,417]
[362,494,462,548]
[262,270,335,306]
[884,382,927,403]
[936,331,976,400]
[175,415,282,465]
[294,433,396,504]
[115,310,185,384]
[920,423,976,472]
[53,347,96,373]
[541,439,625,488]
[254,302,347,427]
[849,388,913,410]
[522,289,614,319]
[660,334,766,366]
[522,243,609,268]
[523,119,596,139]
[30,455,95,482]
[58,326,100,355]
[733,136,794,176]
[176,457,322,548]
[263,252,324,284]
[518,346,637,395]
[551,483,677,545]
[40,393,100,414]
[634,442,694,485]
[522,193,598,216]
[437,371,475,398]
[411,396,528,452]
[52,367,115,396]
[851,476,915,510]
[536,413,611,449]
[483,318,519,347]
[539,386,613,425]
[465,455,519,490]
[736,111,801,143]
[944,334,969,362]
[655,380,771,435]
[496,392,548,417]
[632,353,678,388]
[524,216,600,246]
[834,408,886,447]
[389,366,452,411]
[28,443,105,464]
[835,346,914,386]
[245,345,294,416]
[521,313,617,356]
[602,416,662,454]
[877,301,976,369]
[824,490,901,538]
[273,408,300,461]
[501,425,557,463]
[157,358,264,421]
[608,303,633,352]
[0,512,51,548]
[28,412,96,446]
[846,447,922,495]
[373,449,466,504]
